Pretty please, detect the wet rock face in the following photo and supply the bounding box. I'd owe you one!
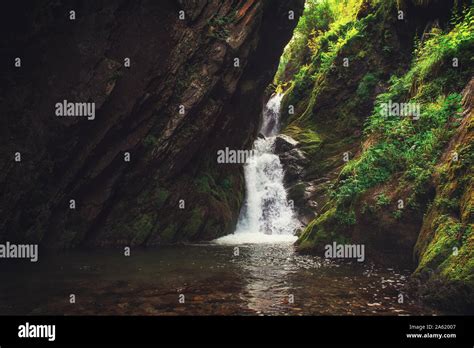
[275,134,308,183]
[274,134,299,154]
[274,135,315,225]
[0,0,304,248]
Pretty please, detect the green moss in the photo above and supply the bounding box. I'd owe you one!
[416,208,473,283]
[416,216,461,271]
[220,178,232,190]
[288,182,307,207]
[195,174,220,198]
[440,229,474,282]
[160,223,178,243]
[297,207,350,250]
[181,208,204,239]
[130,214,155,245]
[284,124,322,156]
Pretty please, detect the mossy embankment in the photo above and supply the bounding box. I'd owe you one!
[275,0,473,311]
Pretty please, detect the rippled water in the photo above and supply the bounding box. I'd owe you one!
[0,243,439,315]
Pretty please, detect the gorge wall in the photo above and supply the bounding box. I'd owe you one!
[0,0,304,248]
[1,0,472,314]
[275,0,473,311]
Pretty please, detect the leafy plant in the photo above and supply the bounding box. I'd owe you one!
[331,7,472,206]
[375,193,391,207]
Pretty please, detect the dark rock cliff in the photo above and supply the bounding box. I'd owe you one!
[0,0,304,248]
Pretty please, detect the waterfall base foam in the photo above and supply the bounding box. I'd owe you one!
[214,232,297,245]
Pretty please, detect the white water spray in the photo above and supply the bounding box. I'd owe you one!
[216,94,300,244]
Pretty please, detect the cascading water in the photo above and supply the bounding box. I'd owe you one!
[216,94,300,244]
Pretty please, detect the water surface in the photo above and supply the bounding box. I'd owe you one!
[0,243,438,315]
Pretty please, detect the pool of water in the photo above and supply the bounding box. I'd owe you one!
[0,242,440,315]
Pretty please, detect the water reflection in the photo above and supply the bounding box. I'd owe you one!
[234,243,302,313]
[0,244,438,315]
[230,242,436,315]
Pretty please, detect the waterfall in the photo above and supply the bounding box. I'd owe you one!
[216,94,300,244]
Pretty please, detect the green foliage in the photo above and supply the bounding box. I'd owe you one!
[392,209,403,220]
[413,7,474,81]
[290,65,315,102]
[298,0,336,37]
[275,0,364,84]
[375,193,391,207]
[356,73,379,100]
[275,0,335,83]
[332,7,473,205]
[434,197,461,212]
[333,141,403,203]
[310,19,367,75]
[335,208,356,226]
